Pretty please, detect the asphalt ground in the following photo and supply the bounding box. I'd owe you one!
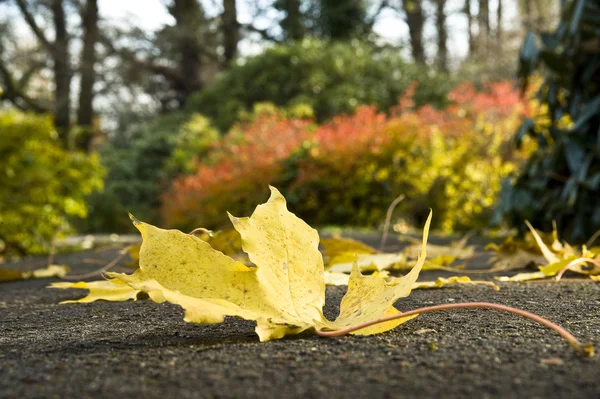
[1,236,599,399]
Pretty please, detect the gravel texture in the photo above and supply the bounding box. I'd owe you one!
[1,237,599,399]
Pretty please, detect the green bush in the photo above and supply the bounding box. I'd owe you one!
[497,0,600,242]
[0,111,103,257]
[83,112,219,233]
[187,39,452,131]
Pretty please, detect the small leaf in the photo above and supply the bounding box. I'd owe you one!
[50,279,141,303]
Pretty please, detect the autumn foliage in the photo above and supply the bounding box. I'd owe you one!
[162,81,531,231]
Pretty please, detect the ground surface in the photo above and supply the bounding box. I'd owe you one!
[1,235,599,399]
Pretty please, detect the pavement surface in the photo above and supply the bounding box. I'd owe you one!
[1,236,599,399]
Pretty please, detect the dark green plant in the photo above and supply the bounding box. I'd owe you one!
[82,112,218,233]
[497,0,600,242]
[187,39,451,131]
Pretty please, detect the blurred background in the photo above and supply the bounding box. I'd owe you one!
[0,0,598,259]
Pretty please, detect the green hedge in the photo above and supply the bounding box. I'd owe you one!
[187,39,452,131]
[0,111,103,257]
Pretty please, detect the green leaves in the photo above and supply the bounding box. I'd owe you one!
[501,0,600,243]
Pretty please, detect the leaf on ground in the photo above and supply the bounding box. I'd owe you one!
[322,237,402,273]
[58,187,433,342]
[324,270,390,286]
[404,235,474,261]
[328,253,407,273]
[496,222,600,282]
[495,271,547,282]
[412,276,499,291]
[325,271,498,291]
[49,279,141,303]
[1,264,69,282]
[321,237,377,260]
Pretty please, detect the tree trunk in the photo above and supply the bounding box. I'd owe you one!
[169,0,204,106]
[222,0,239,65]
[276,0,305,40]
[496,0,503,48]
[478,0,490,53]
[51,0,71,138]
[435,0,448,72]
[403,0,426,64]
[77,0,99,150]
[522,0,532,31]
[465,0,475,56]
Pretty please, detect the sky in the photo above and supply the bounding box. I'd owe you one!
[96,0,521,63]
[0,0,522,65]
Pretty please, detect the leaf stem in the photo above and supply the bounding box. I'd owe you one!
[189,227,213,236]
[61,245,134,281]
[316,302,594,357]
[379,194,405,251]
[586,229,600,248]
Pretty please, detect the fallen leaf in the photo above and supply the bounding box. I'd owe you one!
[93,187,433,341]
[495,272,546,282]
[321,237,377,260]
[1,264,69,282]
[412,276,499,291]
[404,237,474,261]
[328,253,406,273]
[50,279,141,303]
[496,223,600,282]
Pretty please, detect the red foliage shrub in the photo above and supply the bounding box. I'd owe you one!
[162,112,313,228]
[162,81,530,230]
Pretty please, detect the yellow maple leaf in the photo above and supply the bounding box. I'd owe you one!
[50,279,141,303]
[99,186,432,341]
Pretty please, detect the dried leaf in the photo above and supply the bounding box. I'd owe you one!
[496,223,600,282]
[404,239,474,260]
[412,276,499,291]
[63,187,434,342]
[50,279,141,303]
[328,253,406,273]
[1,264,69,282]
[321,237,377,260]
[495,271,547,282]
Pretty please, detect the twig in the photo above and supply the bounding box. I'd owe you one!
[316,302,594,357]
[61,245,134,281]
[189,227,213,236]
[555,257,600,281]
[47,233,57,267]
[379,194,405,252]
[586,229,600,248]
[83,258,109,265]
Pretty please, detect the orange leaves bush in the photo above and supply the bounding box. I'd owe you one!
[162,81,531,231]
[162,111,313,229]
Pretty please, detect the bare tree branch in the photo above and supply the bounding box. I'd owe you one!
[14,0,56,54]
[0,59,48,113]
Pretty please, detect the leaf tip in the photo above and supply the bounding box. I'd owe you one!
[129,212,141,226]
[267,186,285,202]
